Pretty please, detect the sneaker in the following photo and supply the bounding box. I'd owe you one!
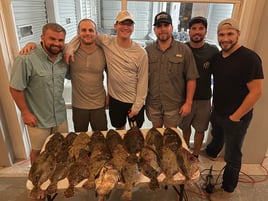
[199,149,218,161]
[210,189,235,201]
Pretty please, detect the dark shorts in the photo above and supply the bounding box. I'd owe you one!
[72,106,107,132]
[179,100,211,132]
[109,96,145,128]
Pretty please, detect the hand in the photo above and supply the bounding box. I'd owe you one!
[19,42,36,55]
[128,109,138,119]
[179,102,192,117]
[22,111,38,127]
[229,115,240,122]
[64,53,75,64]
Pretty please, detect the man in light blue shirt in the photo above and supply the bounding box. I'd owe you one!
[9,23,68,164]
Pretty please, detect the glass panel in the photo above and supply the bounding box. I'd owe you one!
[98,1,233,46]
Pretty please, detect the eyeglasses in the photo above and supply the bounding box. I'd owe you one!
[118,20,134,26]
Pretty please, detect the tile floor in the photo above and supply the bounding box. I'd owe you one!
[1,109,268,200]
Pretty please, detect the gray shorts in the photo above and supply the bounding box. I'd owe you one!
[27,120,68,150]
[179,100,211,132]
[146,105,182,126]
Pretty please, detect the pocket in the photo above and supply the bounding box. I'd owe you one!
[167,56,184,74]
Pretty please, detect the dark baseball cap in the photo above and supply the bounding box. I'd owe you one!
[189,16,208,29]
[153,12,172,26]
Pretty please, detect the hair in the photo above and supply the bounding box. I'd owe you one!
[77,18,97,31]
[42,23,66,35]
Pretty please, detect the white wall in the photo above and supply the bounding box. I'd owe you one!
[241,0,268,163]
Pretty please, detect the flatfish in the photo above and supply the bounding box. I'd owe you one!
[69,132,90,160]
[44,132,64,154]
[106,129,128,173]
[163,127,182,152]
[82,131,111,190]
[28,151,56,200]
[145,127,163,157]
[46,132,78,195]
[121,155,141,201]
[123,126,144,155]
[95,163,120,201]
[161,146,180,184]
[139,128,163,190]
[176,147,199,180]
[64,149,90,198]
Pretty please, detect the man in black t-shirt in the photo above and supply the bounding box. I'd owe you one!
[206,18,264,201]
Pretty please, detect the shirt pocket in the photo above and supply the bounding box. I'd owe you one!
[167,56,184,74]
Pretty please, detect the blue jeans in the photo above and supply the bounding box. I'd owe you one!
[206,110,253,192]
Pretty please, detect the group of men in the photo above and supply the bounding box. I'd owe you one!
[9,10,263,201]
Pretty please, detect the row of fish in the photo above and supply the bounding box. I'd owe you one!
[28,127,199,200]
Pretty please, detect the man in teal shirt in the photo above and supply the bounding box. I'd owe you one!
[9,23,68,164]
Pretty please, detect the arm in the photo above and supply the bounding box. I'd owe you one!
[9,87,38,126]
[129,52,148,118]
[64,35,80,64]
[230,79,263,121]
[179,79,196,117]
[19,42,37,54]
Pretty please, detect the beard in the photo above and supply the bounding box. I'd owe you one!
[219,38,238,52]
[157,32,171,42]
[43,43,63,55]
[190,34,204,43]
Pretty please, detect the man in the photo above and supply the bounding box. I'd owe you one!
[205,18,264,201]
[9,23,68,164]
[66,10,148,130]
[69,19,107,132]
[179,16,219,158]
[145,12,199,128]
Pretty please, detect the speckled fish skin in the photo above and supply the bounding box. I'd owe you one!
[176,147,199,180]
[28,151,57,200]
[139,128,163,190]
[139,146,161,190]
[69,132,90,160]
[145,127,163,159]
[82,131,111,190]
[163,128,182,152]
[106,129,128,173]
[64,149,90,198]
[123,126,144,155]
[121,155,141,201]
[46,132,78,195]
[95,164,120,201]
[44,132,65,154]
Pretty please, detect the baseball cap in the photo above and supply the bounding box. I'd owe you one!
[116,10,134,23]
[153,12,172,26]
[217,18,240,32]
[189,16,207,29]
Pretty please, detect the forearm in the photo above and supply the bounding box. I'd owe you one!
[9,87,31,115]
[185,79,196,105]
[231,79,263,120]
[231,91,262,120]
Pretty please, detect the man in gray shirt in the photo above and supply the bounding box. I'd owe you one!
[145,12,199,128]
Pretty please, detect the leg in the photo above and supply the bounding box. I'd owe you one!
[222,111,252,192]
[146,105,164,128]
[27,126,50,164]
[134,105,145,128]
[152,119,164,128]
[109,96,130,129]
[90,107,108,131]
[206,111,224,158]
[182,127,191,148]
[30,149,41,165]
[72,107,90,132]
[193,131,204,156]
